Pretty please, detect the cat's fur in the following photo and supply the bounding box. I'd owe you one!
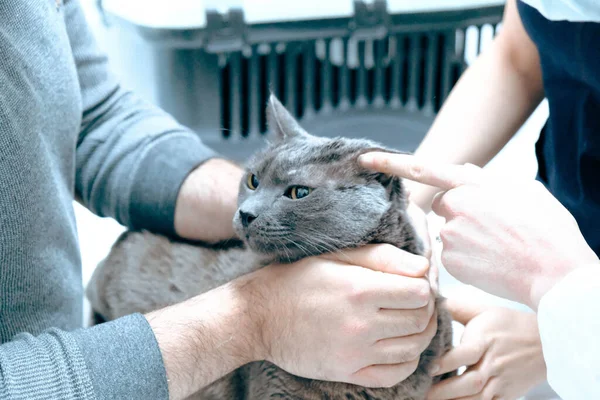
[86,95,453,400]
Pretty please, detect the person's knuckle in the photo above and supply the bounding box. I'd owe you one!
[439,226,450,244]
[405,359,420,376]
[416,313,430,333]
[346,373,365,387]
[404,343,423,361]
[350,283,371,304]
[365,375,392,389]
[473,340,487,359]
[379,376,398,388]
[355,375,375,388]
[412,255,430,274]
[376,348,394,365]
[486,376,503,396]
[445,189,473,217]
[354,370,382,388]
[424,318,438,343]
[342,318,369,338]
[439,191,459,211]
[412,279,431,304]
[408,163,425,180]
[343,277,368,301]
[439,251,451,268]
[485,361,499,378]
[378,156,390,170]
[439,222,458,243]
[481,386,496,400]
[472,371,487,392]
[409,309,429,334]
[481,380,496,400]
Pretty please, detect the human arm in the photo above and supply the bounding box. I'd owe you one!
[67,0,241,242]
[148,243,439,398]
[359,154,600,400]
[428,268,600,400]
[0,243,437,399]
[408,0,544,211]
[426,299,546,400]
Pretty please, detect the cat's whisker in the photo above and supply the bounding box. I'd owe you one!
[289,234,327,256]
[268,234,293,264]
[276,238,293,264]
[297,228,348,251]
[286,238,313,259]
[304,229,348,246]
[293,231,344,258]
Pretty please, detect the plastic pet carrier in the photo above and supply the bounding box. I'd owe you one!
[99,0,504,161]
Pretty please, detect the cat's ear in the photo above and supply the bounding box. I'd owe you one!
[266,93,309,142]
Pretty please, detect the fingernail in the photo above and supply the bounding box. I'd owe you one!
[358,154,373,166]
[428,364,440,376]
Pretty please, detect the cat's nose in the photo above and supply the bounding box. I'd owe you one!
[239,210,257,228]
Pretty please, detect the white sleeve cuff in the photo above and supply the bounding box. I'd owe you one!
[537,265,600,399]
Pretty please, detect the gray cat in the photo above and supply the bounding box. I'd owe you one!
[86,94,453,400]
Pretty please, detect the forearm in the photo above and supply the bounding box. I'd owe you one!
[67,0,229,237]
[147,278,262,399]
[409,1,544,210]
[174,158,244,242]
[0,314,168,400]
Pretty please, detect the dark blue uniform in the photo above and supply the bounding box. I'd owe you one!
[518,1,600,254]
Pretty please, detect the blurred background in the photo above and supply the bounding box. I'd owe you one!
[77,0,548,324]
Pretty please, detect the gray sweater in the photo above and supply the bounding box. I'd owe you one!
[0,0,216,398]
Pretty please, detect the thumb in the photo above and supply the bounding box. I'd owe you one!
[444,297,489,325]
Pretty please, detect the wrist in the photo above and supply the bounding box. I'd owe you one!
[146,282,261,399]
[228,272,270,363]
[528,260,600,310]
[174,158,243,242]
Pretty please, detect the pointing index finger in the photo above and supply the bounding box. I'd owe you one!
[358,153,482,190]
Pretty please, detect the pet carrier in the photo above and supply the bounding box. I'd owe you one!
[99,0,504,161]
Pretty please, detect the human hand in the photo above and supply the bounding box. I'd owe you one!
[175,158,244,242]
[427,298,546,400]
[359,153,599,309]
[406,200,438,291]
[247,244,437,388]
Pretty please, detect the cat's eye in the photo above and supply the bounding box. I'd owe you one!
[285,186,312,200]
[247,173,259,190]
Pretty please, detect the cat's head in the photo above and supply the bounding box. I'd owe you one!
[233,94,411,263]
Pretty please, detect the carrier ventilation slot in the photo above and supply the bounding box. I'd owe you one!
[219,24,499,139]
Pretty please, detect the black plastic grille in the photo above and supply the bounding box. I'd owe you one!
[219,23,500,139]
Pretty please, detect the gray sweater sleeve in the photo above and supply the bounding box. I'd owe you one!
[0,314,169,400]
[67,1,217,235]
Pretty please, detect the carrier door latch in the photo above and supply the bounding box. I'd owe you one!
[205,8,246,53]
[351,0,389,40]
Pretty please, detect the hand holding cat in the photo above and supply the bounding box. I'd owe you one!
[359,153,600,310]
[427,298,546,400]
[406,200,438,291]
[250,244,437,388]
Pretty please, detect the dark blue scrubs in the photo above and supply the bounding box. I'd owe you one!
[518,1,600,255]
